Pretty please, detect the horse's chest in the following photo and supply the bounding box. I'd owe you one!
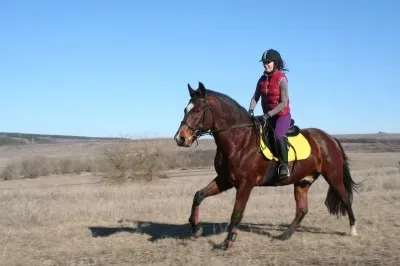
[215,154,243,182]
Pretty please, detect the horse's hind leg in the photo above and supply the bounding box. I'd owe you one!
[321,137,360,236]
[324,174,359,236]
[189,175,232,238]
[276,174,319,240]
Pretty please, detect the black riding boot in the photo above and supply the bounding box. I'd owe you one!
[276,138,290,180]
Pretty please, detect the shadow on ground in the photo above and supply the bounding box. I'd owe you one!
[88,219,347,242]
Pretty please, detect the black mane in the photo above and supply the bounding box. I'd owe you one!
[205,89,248,114]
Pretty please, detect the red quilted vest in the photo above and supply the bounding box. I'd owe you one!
[257,69,290,116]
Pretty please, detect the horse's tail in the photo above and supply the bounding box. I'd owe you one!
[325,137,362,216]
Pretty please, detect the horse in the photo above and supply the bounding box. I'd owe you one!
[173,82,361,250]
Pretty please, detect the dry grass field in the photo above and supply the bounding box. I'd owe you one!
[0,134,399,265]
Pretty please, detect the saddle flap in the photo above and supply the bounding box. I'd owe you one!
[259,126,311,162]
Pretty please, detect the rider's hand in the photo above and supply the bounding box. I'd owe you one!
[262,113,271,121]
[248,109,254,116]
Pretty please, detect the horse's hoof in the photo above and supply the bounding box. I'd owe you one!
[350,224,359,236]
[213,240,232,251]
[190,226,203,240]
[350,230,359,236]
[274,231,292,241]
[224,240,233,249]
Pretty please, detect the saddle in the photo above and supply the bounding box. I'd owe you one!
[283,118,300,137]
[255,116,299,150]
[254,116,311,162]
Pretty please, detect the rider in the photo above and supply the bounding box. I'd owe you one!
[248,48,291,180]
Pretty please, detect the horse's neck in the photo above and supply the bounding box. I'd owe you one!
[212,101,250,130]
[215,113,248,129]
[211,102,254,154]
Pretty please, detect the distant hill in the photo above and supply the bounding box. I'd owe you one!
[1,131,399,147]
[0,132,125,146]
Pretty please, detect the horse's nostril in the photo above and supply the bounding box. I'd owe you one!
[175,134,185,145]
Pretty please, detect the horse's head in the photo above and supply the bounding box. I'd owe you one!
[174,82,214,147]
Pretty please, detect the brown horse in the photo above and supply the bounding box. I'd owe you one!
[173,82,361,250]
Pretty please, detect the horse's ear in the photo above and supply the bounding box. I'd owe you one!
[198,81,206,97]
[188,83,196,97]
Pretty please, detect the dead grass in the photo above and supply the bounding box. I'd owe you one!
[0,138,399,264]
[0,141,216,182]
[100,141,216,182]
[0,163,399,265]
[0,135,398,182]
[0,156,101,180]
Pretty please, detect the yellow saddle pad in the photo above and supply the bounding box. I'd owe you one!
[259,126,311,162]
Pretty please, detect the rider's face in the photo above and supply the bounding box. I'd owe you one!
[263,60,274,73]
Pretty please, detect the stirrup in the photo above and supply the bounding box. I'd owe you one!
[277,164,290,179]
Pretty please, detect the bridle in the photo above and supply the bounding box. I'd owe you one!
[180,96,212,142]
[180,95,264,144]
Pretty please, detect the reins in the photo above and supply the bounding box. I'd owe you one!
[197,119,263,137]
[180,95,267,146]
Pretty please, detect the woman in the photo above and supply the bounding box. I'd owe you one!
[248,48,291,180]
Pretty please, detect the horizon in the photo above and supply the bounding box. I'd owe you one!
[1,130,399,141]
[1,1,399,138]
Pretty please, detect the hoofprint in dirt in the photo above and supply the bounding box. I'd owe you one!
[0,162,399,266]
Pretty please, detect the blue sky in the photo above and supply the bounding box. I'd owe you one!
[1,0,399,138]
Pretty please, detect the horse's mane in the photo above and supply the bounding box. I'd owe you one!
[206,89,248,114]
[205,88,260,138]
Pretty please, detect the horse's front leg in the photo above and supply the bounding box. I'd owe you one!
[217,183,253,250]
[189,175,232,238]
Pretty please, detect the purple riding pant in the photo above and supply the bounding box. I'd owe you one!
[272,113,292,140]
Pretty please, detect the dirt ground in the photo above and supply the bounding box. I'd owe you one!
[0,138,399,265]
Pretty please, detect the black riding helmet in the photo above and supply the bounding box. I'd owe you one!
[259,49,282,62]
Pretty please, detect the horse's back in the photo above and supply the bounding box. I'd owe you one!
[300,127,336,141]
[299,127,342,156]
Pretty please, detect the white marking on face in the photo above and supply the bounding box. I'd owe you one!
[186,102,194,113]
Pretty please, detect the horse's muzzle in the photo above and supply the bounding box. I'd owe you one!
[175,135,186,146]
